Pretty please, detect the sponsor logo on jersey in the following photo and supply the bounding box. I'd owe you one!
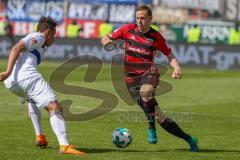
[126,45,150,55]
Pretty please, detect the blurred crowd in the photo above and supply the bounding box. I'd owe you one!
[0,0,240,45]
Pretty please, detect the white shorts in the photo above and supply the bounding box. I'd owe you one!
[5,76,56,109]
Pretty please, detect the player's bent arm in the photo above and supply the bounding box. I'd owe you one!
[167,53,182,79]
[6,41,26,73]
[0,41,26,81]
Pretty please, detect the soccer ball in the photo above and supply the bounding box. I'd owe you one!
[112,128,132,148]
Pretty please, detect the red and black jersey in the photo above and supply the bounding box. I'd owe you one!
[111,24,171,77]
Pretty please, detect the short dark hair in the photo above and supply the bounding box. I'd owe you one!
[136,5,152,16]
[37,16,57,32]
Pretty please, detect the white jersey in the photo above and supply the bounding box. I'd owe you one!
[4,32,46,88]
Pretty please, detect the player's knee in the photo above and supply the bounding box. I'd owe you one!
[156,114,166,123]
[155,107,167,123]
[140,84,155,102]
[46,101,62,113]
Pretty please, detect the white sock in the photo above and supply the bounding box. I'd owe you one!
[50,113,69,146]
[28,102,42,135]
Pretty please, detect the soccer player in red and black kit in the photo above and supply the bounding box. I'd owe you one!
[101,5,199,152]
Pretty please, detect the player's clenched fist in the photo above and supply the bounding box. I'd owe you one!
[0,71,11,81]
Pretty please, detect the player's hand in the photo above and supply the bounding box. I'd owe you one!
[0,71,11,81]
[101,36,112,46]
[172,67,181,79]
[102,36,117,51]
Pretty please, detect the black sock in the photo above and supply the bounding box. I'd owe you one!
[160,118,191,141]
[146,113,155,129]
[141,99,156,130]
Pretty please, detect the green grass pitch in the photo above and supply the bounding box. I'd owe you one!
[0,59,240,160]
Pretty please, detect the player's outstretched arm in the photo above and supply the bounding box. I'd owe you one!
[167,53,181,79]
[0,41,26,81]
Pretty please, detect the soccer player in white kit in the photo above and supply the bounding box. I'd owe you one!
[0,16,86,156]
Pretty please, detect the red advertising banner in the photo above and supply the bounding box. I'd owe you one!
[10,19,102,38]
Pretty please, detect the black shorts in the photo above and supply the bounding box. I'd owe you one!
[125,71,159,106]
[125,64,160,87]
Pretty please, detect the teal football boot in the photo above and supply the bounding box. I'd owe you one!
[148,128,158,144]
[187,136,199,152]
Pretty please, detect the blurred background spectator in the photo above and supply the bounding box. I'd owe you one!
[99,20,113,38]
[228,24,240,45]
[4,15,15,46]
[67,19,82,38]
[187,24,201,43]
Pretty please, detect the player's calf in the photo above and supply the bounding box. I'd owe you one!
[140,98,158,144]
[46,101,87,155]
[159,117,199,152]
